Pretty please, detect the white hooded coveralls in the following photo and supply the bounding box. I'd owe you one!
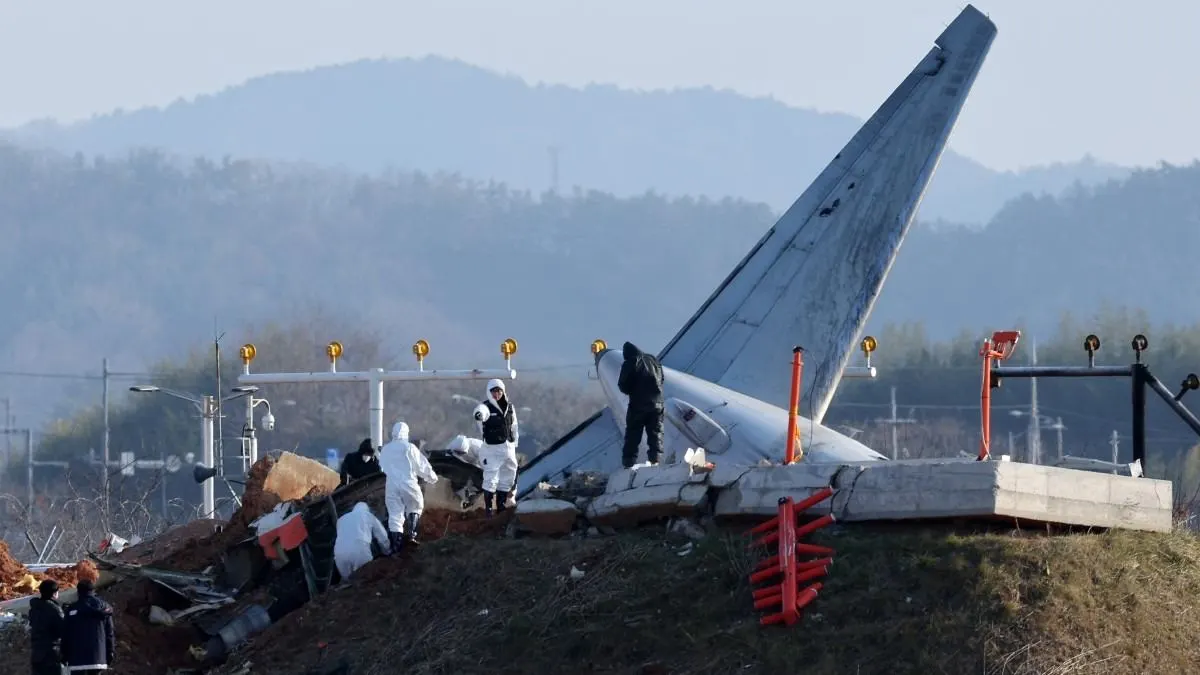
[448,434,484,467]
[475,379,520,494]
[333,502,391,579]
[379,421,439,533]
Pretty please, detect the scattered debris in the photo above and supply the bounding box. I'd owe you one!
[99,532,143,555]
[115,520,226,565]
[149,605,175,626]
[0,541,97,601]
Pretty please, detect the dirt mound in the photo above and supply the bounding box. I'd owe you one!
[115,519,226,565]
[152,455,283,572]
[208,526,1200,675]
[419,508,512,540]
[38,560,98,588]
[0,541,95,601]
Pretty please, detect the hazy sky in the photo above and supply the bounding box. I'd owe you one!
[0,0,1194,172]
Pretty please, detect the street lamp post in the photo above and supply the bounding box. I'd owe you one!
[230,384,275,474]
[129,385,259,519]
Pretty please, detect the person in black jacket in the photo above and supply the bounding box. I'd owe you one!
[617,341,665,468]
[61,578,115,673]
[340,437,382,486]
[28,579,64,675]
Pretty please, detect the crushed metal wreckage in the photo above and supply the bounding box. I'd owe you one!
[0,450,404,673]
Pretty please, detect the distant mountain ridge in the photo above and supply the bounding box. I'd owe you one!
[3,56,1131,224]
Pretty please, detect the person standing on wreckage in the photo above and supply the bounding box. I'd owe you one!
[379,421,440,552]
[618,341,664,469]
[473,378,520,517]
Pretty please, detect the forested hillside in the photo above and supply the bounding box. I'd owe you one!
[4,57,1130,224]
[0,143,1197,429]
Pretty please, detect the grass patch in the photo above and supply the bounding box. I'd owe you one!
[218,524,1200,675]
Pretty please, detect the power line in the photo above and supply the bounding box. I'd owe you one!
[0,369,153,381]
[837,401,1029,411]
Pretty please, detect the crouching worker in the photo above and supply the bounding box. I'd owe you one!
[473,378,519,517]
[380,421,439,551]
[340,437,381,487]
[334,501,391,580]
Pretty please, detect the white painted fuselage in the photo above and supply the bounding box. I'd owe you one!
[593,348,886,465]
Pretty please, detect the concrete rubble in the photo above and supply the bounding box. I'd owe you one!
[518,455,1175,536]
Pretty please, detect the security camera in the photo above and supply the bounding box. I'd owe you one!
[262,413,276,431]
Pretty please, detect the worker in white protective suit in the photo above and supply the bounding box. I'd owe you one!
[333,501,391,580]
[379,421,439,551]
[448,434,484,466]
[473,378,520,517]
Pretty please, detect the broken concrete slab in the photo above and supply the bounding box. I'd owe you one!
[605,468,636,494]
[712,463,850,517]
[708,463,754,489]
[991,461,1173,532]
[710,458,1173,533]
[516,499,581,536]
[631,463,709,489]
[587,484,710,528]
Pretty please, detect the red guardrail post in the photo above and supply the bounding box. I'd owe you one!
[748,487,837,627]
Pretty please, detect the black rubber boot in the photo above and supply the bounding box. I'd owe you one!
[496,491,510,513]
[405,513,422,547]
[388,530,405,556]
[483,490,495,518]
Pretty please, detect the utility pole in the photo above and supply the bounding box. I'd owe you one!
[214,332,225,486]
[160,449,168,520]
[1054,416,1065,462]
[2,396,10,467]
[25,430,32,507]
[102,357,110,517]
[1028,337,1042,465]
[1109,430,1120,473]
[200,395,216,518]
[873,386,916,460]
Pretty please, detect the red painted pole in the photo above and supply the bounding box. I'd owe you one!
[789,486,833,515]
[778,497,798,625]
[978,339,993,461]
[785,346,804,464]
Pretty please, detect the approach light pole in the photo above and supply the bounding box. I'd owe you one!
[129,384,260,519]
[236,338,520,450]
[230,352,275,475]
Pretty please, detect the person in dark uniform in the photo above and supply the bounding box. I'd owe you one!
[339,437,382,486]
[61,578,115,674]
[617,341,665,468]
[28,579,64,675]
